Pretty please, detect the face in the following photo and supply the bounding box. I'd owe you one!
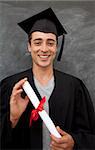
[28,31,57,69]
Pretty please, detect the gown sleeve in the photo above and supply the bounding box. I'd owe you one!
[0,78,14,149]
[0,78,31,149]
[71,79,95,149]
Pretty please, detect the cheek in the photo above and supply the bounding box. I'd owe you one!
[31,48,38,58]
[31,45,40,53]
[51,47,57,54]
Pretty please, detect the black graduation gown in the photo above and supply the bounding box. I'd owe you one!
[0,68,95,150]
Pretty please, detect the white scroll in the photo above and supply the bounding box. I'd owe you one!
[23,81,61,138]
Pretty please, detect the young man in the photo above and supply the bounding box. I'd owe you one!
[1,8,95,150]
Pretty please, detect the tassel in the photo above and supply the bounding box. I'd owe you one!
[57,35,65,61]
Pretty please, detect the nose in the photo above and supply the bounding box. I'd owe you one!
[41,43,48,53]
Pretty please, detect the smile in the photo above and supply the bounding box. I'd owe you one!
[38,55,50,58]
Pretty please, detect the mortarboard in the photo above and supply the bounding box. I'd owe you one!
[18,8,67,61]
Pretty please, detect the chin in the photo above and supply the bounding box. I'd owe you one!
[38,61,52,68]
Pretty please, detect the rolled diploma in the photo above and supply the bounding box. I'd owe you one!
[23,81,61,138]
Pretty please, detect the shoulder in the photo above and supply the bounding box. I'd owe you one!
[0,68,32,88]
[54,69,91,96]
[54,69,82,85]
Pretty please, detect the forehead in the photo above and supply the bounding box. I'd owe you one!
[31,31,56,40]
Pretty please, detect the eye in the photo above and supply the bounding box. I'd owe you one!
[48,42,55,46]
[34,42,41,46]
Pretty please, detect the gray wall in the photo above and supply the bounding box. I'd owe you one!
[0,1,95,108]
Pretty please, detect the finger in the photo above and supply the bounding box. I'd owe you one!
[50,143,64,150]
[51,140,67,149]
[24,96,29,102]
[11,89,23,97]
[22,96,29,107]
[56,127,75,149]
[13,78,27,91]
[50,130,68,144]
[56,126,67,136]
[50,134,65,144]
[10,89,23,103]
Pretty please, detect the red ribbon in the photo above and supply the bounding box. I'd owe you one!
[29,96,46,127]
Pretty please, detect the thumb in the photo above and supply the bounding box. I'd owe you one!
[24,96,29,103]
[56,126,67,136]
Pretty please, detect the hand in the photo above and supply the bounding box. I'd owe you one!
[10,78,29,127]
[50,126,74,150]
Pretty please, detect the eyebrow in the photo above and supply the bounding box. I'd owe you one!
[33,38,56,42]
[33,38,42,41]
[47,39,56,42]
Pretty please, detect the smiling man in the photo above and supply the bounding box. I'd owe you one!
[1,8,95,150]
[28,32,57,69]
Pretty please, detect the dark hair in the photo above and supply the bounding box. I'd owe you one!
[28,32,32,45]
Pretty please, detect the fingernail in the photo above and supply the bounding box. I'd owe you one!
[24,78,27,80]
[57,126,60,129]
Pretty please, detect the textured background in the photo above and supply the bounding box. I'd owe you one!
[0,1,95,108]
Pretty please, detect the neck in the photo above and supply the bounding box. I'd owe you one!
[32,65,54,86]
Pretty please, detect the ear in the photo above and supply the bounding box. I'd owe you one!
[27,42,31,53]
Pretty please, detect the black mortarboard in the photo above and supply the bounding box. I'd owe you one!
[18,8,67,61]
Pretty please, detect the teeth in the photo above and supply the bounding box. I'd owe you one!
[39,55,49,58]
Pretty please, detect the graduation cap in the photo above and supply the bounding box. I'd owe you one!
[18,8,67,61]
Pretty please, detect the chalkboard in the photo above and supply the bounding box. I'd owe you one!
[0,1,95,108]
